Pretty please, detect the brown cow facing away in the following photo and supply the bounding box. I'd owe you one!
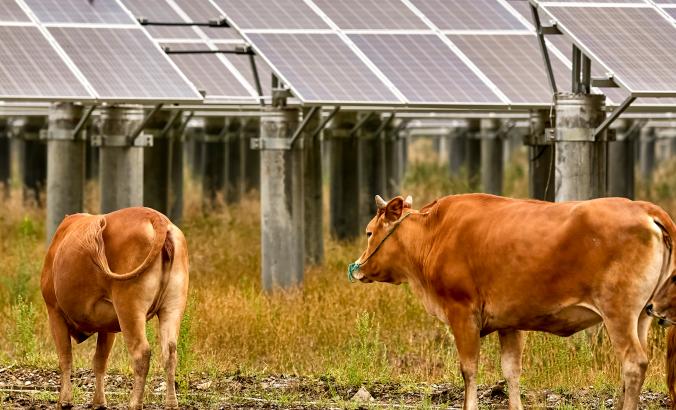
[41,207,189,410]
[350,194,676,410]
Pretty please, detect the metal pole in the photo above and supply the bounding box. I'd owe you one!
[13,117,47,206]
[260,107,304,291]
[302,107,323,265]
[143,109,172,215]
[46,103,86,242]
[201,117,226,210]
[554,93,607,201]
[329,111,360,240]
[0,119,10,198]
[608,119,635,199]
[98,106,145,213]
[639,126,656,182]
[480,118,503,195]
[242,117,261,193]
[466,119,481,190]
[526,110,555,201]
[224,117,243,204]
[358,113,383,228]
[168,113,184,224]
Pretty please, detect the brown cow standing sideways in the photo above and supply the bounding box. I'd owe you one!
[41,207,189,410]
[350,194,676,410]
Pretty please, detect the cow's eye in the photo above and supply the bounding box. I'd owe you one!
[671,275,676,283]
[367,231,372,238]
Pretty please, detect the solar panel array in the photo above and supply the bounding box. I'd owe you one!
[534,1,676,98]
[119,0,269,104]
[0,0,202,102]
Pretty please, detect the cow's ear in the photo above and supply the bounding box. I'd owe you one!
[384,196,404,222]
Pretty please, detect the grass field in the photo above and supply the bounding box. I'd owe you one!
[0,141,674,408]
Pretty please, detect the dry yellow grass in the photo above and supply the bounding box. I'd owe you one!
[0,150,674,403]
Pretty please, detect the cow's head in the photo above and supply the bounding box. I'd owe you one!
[348,195,413,284]
[648,275,676,326]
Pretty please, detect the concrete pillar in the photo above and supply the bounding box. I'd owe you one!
[46,103,86,242]
[85,120,99,181]
[302,108,323,265]
[358,113,383,228]
[97,106,145,213]
[329,111,359,240]
[0,119,9,198]
[554,93,607,201]
[242,117,261,193]
[12,117,47,205]
[466,119,481,190]
[185,118,205,181]
[143,110,172,215]
[526,110,555,201]
[260,108,304,291]
[384,121,403,198]
[608,119,635,199]
[480,118,503,195]
[448,127,467,178]
[224,117,244,203]
[168,115,184,224]
[201,117,226,209]
[639,126,656,182]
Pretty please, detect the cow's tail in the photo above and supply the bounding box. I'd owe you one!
[89,213,170,281]
[639,202,676,406]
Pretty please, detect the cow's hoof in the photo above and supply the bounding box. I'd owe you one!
[165,403,179,410]
[57,402,74,410]
[92,403,107,409]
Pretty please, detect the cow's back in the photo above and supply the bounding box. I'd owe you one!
[423,194,665,334]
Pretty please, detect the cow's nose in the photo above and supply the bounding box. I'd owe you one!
[646,304,654,314]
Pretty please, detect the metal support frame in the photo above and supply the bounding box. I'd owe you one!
[159,110,182,139]
[531,4,558,94]
[348,112,376,138]
[248,49,265,107]
[593,95,637,139]
[163,47,253,55]
[572,45,581,93]
[72,104,96,138]
[138,18,229,27]
[309,106,341,140]
[374,112,396,137]
[591,76,619,88]
[581,56,591,94]
[252,106,341,151]
[288,105,320,148]
[128,103,163,145]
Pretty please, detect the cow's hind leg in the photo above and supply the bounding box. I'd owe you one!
[499,330,525,410]
[605,318,648,410]
[47,307,74,409]
[92,332,116,409]
[450,315,481,410]
[158,306,185,409]
[118,311,151,410]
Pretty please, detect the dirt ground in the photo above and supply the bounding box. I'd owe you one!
[0,367,670,409]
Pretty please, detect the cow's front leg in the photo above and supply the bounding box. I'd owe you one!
[498,330,525,410]
[47,307,74,409]
[449,314,481,410]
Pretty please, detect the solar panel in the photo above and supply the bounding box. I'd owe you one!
[49,27,201,101]
[245,32,401,104]
[664,7,676,20]
[0,26,92,99]
[448,34,570,105]
[24,0,135,24]
[223,52,273,96]
[0,0,30,22]
[349,34,503,104]
[538,4,676,95]
[121,0,199,39]
[211,0,328,30]
[408,0,526,30]
[311,0,428,30]
[172,0,240,39]
[162,42,255,100]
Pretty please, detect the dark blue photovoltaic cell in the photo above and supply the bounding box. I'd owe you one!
[0,0,30,21]
[49,27,201,100]
[0,26,91,99]
[409,0,526,30]
[350,34,502,104]
[24,0,135,24]
[246,32,401,103]
[212,0,328,29]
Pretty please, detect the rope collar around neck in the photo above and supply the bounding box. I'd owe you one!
[347,212,413,282]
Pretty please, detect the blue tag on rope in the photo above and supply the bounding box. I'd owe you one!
[347,262,361,283]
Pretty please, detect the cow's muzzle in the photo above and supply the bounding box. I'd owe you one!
[646,304,676,327]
